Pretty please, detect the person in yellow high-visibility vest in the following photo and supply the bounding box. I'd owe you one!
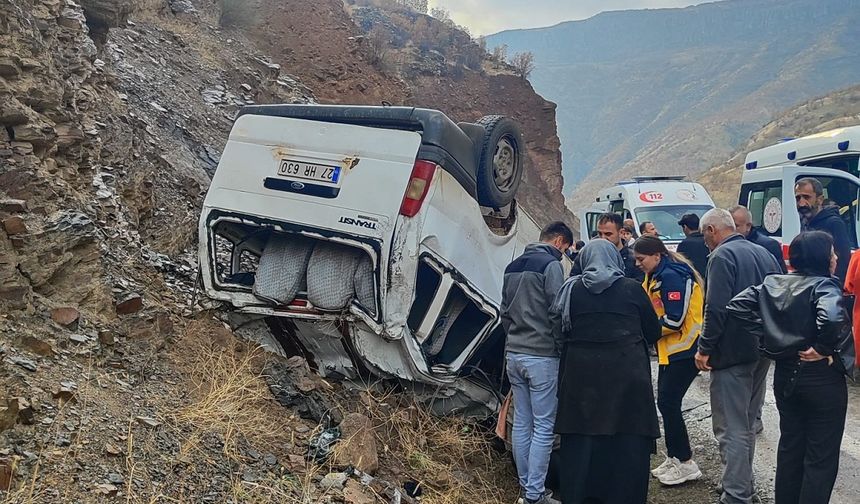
[632,235,705,487]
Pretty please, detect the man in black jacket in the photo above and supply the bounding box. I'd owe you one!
[676,213,710,282]
[730,205,787,274]
[570,213,644,282]
[695,209,782,504]
[795,177,852,283]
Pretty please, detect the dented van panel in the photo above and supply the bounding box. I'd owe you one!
[198,109,542,416]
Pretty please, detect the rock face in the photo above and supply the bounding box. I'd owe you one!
[255,0,574,227]
[80,0,133,30]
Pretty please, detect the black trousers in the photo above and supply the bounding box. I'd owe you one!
[559,433,652,504]
[773,360,847,504]
[657,358,699,461]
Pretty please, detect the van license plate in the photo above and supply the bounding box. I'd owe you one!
[277,159,341,185]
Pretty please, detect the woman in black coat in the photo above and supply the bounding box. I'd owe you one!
[728,231,854,504]
[553,239,661,504]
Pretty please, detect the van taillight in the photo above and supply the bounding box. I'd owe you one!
[399,160,436,217]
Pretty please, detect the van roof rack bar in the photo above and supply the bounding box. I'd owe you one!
[630,175,687,182]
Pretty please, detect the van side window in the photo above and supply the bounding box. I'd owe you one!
[741,182,782,236]
[797,175,859,248]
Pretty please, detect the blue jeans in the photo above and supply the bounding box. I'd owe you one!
[506,352,559,501]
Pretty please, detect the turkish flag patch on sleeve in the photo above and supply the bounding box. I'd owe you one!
[668,291,682,301]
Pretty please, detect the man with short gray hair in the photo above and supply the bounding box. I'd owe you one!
[729,205,786,274]
[695,208,781,504]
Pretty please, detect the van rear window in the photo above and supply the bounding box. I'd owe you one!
[741,182,782,237]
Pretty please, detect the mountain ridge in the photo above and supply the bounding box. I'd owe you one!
[486,0,860,209]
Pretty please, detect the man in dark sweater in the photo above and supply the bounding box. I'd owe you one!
[501,221,573,504]
[676,213,710,282]
[695,209,782,504]
[795,177,852,283]
[570,213,644,282]
[730,205,787,274]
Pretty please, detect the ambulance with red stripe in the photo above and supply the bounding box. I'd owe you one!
[579,176,716,250]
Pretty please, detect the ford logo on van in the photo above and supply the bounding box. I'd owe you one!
[639,191,664,203]
[291,181,306,190]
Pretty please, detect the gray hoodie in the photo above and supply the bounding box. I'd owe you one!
[501,243,565,357]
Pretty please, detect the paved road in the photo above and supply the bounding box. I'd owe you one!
[673,364,860,503]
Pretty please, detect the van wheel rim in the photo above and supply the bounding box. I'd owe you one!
[493,137,516,192]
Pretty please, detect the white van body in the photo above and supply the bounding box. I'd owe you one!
[198,105,544,416]
[739,126,860,258]
[578,176,715,249]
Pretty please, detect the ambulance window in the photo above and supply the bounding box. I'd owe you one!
[742,182,782,237]
[796,175,859,248]
[584,212,602,239]
[799,155,859,178]
[609,200,624,214]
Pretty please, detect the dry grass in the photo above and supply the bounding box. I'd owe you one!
[363,385,518,504]
[171,327,279,459]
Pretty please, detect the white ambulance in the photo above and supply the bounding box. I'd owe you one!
[739,126,860,257]
[579,176,715,249]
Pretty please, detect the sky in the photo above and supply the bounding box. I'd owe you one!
[428,0,706,35]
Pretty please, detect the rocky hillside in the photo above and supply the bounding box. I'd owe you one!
[487,0,860,209]
[0,0,543,501]
[698,84,860,207]
[250,0,572,226]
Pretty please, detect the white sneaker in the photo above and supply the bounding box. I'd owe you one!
[651,457,678,478]
[658,459,703,486]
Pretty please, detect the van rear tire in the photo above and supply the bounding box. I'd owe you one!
[475,115,524,208]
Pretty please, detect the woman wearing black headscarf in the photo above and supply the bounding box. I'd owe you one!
[552,239,661,504]
[728,231,854,504]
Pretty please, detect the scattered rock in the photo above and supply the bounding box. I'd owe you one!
[11,397,34,425]
[19,335,54,356]
[0,199,27,213]
[53,381,78,402]
[150,102,168,113]
[135,416,160,428]
[343,479,376,504]
[69,334,89,344]
[0,400,18,432]
[8,356,37,372]
[263,453,277,466]
[51,307,80,326]
[105,443,122,456]
[169,0,197,14]
[98,330,116,346]
[334,413,379,475]
[115,294,143,315]
[0,458,11,491]
[1,216,27,235]
[320,472,349,490]
[107,473,124,485]
[94,483,118,496]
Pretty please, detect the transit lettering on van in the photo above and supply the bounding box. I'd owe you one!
[339,216,378,230]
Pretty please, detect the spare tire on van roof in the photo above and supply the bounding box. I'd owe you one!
[475,115,525,209]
